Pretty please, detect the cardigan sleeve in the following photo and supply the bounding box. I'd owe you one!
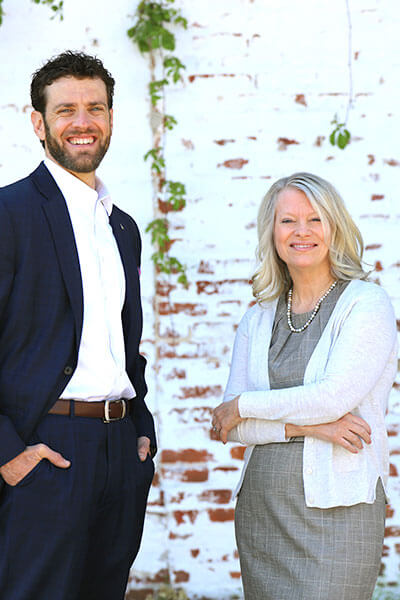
[238,286,397,426]
[224,309,287,445]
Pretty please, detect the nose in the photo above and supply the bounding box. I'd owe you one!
[72,109,91,129]
[294,221,311,236]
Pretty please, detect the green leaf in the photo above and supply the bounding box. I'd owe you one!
[337,132,348,149]
[329,130,337,146]
[161,29,175,50]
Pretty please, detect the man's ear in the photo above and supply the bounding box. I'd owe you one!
[109,107,113,135]
[31,111,46,142]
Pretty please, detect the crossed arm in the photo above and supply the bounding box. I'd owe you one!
[212,287,396,452]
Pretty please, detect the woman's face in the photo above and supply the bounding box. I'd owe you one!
[273,187,331,279]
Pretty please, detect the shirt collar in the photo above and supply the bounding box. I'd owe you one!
[44,158,113,216]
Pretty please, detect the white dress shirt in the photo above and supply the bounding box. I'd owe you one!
[45,159,135,402]
[225,279,397,507]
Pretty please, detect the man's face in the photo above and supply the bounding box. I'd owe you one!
[32,76,113,179]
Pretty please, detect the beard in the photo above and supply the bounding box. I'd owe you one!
[44,119,111,174]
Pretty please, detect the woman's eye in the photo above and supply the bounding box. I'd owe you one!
[281,219,293,223]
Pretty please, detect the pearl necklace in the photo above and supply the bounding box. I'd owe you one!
[287,280,338,333]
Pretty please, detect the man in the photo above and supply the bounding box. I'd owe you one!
[0,51,156,600]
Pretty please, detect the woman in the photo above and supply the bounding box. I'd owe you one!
[212,173,397,600]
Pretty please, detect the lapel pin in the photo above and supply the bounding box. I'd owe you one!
[120,223,125,230]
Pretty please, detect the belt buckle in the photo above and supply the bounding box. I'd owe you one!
[103,399,126,423]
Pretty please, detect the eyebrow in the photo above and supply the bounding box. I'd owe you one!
[52,101,108,110]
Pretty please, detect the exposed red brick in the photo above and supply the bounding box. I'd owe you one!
[230,572,241,579]
[384,158,400,167]
[152,471,160,487]
[169,532,191,540]
[314,136,325,147]
[382,544,390,557]
[174,570,190,583]
[178,385,223,399]
[190,549,200,558]
[386,505,395,518]
[214,139,235,145]
[389,463,398,476]
[391,448,400,455]
[392,382,400,390]
[217,158,249,169]
[148,490,165,507]
[157,302,207,316]
[354,51,360,60]
[198,260,214,274]
[213,466,239,472]
[230,446,246,460]
[295,94,307,106]
[196,279,249,294]
[181,138,194,150]
[277,137,300,151]
[365,243,382,250]
[162,449,213,463]
[126,589,155,600]
[181,468,209,483]
[199,489,232,504]
[234,549,239,559]
[371,194,384,200]
[395,543,400,554]
[131,569,169,584]
[165,368,186,380]
[170,492,185,504]
[188,73,235,83]
[156,281,176,297]
[158,198,185,213]
[388,426,400,436]
[385,526,400,537]
[375,261,383,272]
[173,510,199,525]
[208,508,235,522]
[368,154,376,165]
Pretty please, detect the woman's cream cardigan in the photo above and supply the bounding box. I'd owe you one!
[225,280,398,508]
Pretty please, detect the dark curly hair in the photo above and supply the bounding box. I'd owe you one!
[31,50,115,114]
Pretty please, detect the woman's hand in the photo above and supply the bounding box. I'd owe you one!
[285,413,371,453]
[212,397,243,443]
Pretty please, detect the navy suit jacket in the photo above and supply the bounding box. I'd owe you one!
[0,162,156,470]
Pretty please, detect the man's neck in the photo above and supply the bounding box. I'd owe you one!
[45,154,96,189]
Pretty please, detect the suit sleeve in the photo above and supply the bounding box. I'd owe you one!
[130,220,157,457]
[0,200,26,466]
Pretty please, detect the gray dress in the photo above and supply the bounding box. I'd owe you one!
[235,282,386,600]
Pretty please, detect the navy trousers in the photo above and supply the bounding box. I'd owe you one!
[0,412,154,600]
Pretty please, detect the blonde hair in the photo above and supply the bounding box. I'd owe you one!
[252,172,368,304]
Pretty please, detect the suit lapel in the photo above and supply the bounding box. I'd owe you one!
[31,163,84,349]
[109,210,140,346]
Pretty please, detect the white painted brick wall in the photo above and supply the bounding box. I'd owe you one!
[0,1,399,598]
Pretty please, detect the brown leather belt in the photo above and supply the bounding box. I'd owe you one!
[49,398,131,423]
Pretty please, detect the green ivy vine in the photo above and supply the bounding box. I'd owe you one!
[0,0,63,25]
[128,0,188,287]
[329,0,352,149]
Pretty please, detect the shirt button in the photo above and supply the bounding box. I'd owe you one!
[64,366,73,375]
[309,438,314,444]
[306,467,313,475]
